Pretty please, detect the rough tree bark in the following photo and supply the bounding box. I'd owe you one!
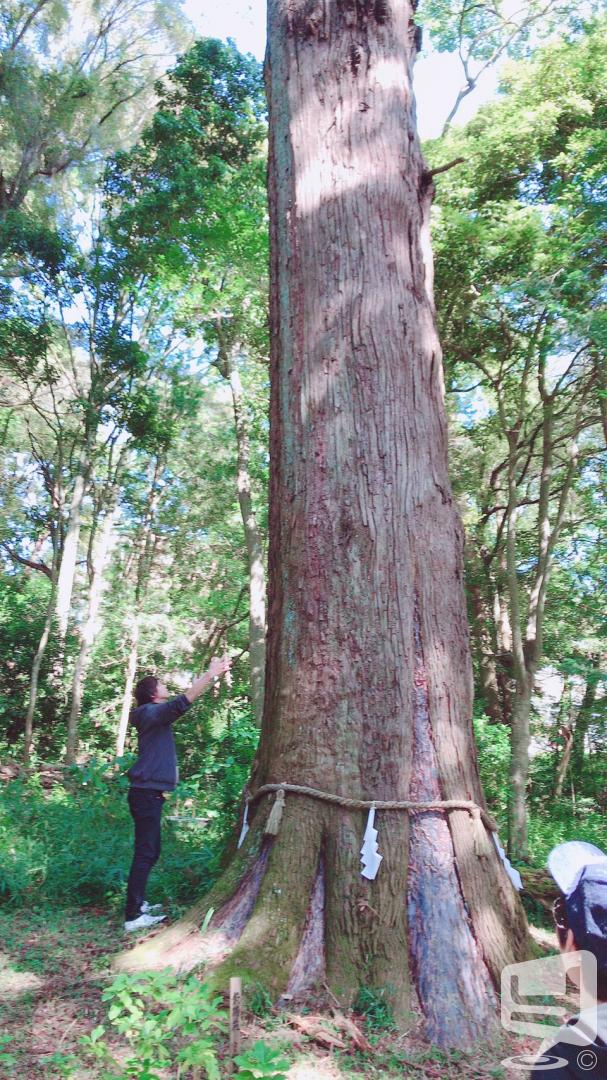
[117,0,530,1045]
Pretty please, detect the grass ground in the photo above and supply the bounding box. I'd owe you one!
[0,904,541,1080]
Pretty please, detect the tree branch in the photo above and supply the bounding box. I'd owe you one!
[427,157,466,179]
[0,542,52,578]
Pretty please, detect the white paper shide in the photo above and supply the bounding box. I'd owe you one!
[361,805,382,880]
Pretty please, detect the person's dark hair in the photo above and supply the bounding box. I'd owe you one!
[134,675,159,707]
[553,894,607,1001]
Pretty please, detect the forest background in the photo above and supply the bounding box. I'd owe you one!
[0,0,605,1076]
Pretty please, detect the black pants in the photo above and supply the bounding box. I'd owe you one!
[125,787,164,920]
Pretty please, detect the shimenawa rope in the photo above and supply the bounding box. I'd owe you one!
[245,782,497,857]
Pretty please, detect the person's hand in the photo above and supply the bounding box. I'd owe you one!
[185,654,233,703]
[207,653,231,682]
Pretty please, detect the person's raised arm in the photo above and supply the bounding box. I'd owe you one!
[184,654,231,703]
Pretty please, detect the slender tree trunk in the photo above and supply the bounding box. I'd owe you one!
[506,369,581,857]
[508,675,534,856]
[504,427,533,858]
[494,568,514,724]
[115,456,163,755]
[226,352,266,726]
[116,616,139,758]
[117,0,530,1043]
[65,505,118,764]
[55,466,88,639]
[554,725,574,801]
[24,553,58,764]
[595,353,607,448]
[571,660,600,786]
[469,545,503,724]
[472,597,503,724]
[495,571,513,657]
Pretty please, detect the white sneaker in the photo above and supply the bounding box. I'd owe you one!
[124,912,166,933]
[140,901,164,915]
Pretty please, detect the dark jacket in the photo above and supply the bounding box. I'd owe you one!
[127,694,192,792]
[530,1013,607,1078]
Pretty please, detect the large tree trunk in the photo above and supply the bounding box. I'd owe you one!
[117,0,530,1045]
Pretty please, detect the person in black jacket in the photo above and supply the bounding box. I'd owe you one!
[530,842,607,1078]
[124,655,230,932]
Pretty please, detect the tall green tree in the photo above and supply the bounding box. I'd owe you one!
[0,0,188,223]
[105,37,269,724]
[430,18,607,856]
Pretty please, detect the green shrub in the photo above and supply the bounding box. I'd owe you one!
[526,799,607,867]
[233,1040,290,1079]
[80,969,227,1078]
[473,714,510,821]
[248,981,274,1019]
[0,765,225,910]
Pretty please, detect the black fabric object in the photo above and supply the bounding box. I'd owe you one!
[125,787,165,920]
[127,693,192,791]
[568,869,607,970]
[529,1026,607,1078]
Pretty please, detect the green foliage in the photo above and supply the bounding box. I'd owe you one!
[0,210,70,270]
[0,768,223,909]
[40,1049,79,1077]
[105,37,266,285]
[473,709,607,868]
[178,702,259,825]
[233,1040,290,1080]
[0,282,53,377]
[473,715,510,820]
[0,570,61,752]
[81,992,289,1080]
[247,981,274,1019]
[0,0,187,217]
[353,987,397,1032]
[526,800,607,869]
[429,18,606,845]
[80,970,227,1078]
[0,1034,17,1069]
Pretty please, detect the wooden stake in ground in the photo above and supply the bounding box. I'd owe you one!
[229,977,242,1059]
